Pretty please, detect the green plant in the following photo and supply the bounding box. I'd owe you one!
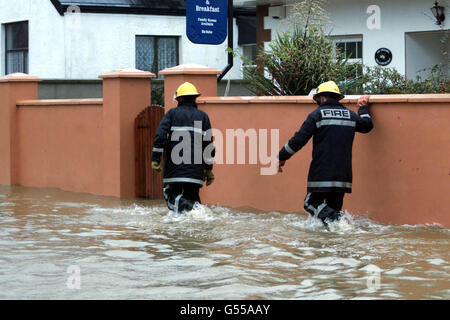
[354,66,406,94]
[243,25,359,96]
[242,0,364,96]
[353,64,449,94]
[410,63,449,94]
[285,0,331,32]
[151,81,164,106]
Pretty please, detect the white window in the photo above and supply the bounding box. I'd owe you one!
[241,43,257,74]
[242,44,257,64]
[332,35,363,78]
[332,36,363,62]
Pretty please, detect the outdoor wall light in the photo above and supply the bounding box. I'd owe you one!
[431,1,445,25]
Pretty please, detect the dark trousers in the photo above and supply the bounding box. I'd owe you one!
[304,192,344,223]
[163,183,201,214]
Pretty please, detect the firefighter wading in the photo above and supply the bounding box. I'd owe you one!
[151,82,215,214]
[278,81,373,225]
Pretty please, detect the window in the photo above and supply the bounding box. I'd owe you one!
[332,36,363,62]
[242,44,257,75]
[136,36,179,78]
[236,15,256,77]
[242,44,257,64]
[5,21,29,74]
[332,36,363,79]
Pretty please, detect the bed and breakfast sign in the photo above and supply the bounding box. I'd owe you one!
[186,0,228,45]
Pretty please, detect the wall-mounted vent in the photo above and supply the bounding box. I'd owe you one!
[268,6,286,19]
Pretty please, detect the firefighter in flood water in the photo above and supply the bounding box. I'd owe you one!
[277,81,373,225]
[151,82,215,214]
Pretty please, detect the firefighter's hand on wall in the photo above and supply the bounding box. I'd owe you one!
[357,95,370,107]
[278,160,286,173]
[151,161,162,173]
[204,170,215,186]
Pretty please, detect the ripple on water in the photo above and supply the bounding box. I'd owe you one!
[303,257,361,270]
[0,202,14,207]
[427,258,447,266]
[103,239,150,248]
[0,187,449,300]
[104,250,153,259]
[385,267,405,275]
[55,202,97,208]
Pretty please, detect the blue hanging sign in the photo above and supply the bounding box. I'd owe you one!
[186,0,228,45]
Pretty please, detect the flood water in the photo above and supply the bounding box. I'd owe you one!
[0,185,448,300]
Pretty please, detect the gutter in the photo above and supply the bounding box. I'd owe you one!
[50,1,255,18]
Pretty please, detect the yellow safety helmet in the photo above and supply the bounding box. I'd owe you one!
[313,81,345,102]
[175,82,200,99]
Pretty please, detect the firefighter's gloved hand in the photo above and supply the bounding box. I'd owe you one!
[204,170,215,186]
[151,161,162,173]
[357,95,370,107]
[278,160,286,173]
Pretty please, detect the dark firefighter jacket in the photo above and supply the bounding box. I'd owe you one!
[278,100,373,193]
[152,101,215,186]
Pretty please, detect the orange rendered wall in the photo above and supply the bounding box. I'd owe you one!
[197,95,450,227]
[0,69,155,199]
[15,100,104,195]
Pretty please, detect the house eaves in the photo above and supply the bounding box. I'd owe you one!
[50,0,255,17]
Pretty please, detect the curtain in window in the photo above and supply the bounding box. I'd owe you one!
[6,51,27,74]
[135,36,178,76]
[136,36,155,72]
[157,37,177,78]
[6,22,28,50]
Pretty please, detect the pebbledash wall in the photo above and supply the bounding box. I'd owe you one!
[1,65,449,227]
[161,65,450,228]
[0,0,244,80]
[0,68,155,199]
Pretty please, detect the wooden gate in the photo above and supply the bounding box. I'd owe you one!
[135,105,164,199]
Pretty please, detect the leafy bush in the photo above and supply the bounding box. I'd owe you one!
[243,25,358,96]
[151,80,164,106]
[402,64,449,94]
[348,64,449,94]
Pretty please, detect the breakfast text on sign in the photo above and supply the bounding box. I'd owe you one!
[186,0,228,45]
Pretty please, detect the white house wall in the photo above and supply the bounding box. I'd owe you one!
[61,12,242,79]
[264,0,449,76]
[0,0,243,79]
[405,31,449,79]
[0,0,66,77]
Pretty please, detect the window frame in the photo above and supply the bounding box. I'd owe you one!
[135,35,180,76]
[241,43,257,66]
[331,35,363,63]
[331,35,363,80]
[240,43,257,77]
[5,20,29,75]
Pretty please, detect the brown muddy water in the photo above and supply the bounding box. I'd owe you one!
[0,185,448,300]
